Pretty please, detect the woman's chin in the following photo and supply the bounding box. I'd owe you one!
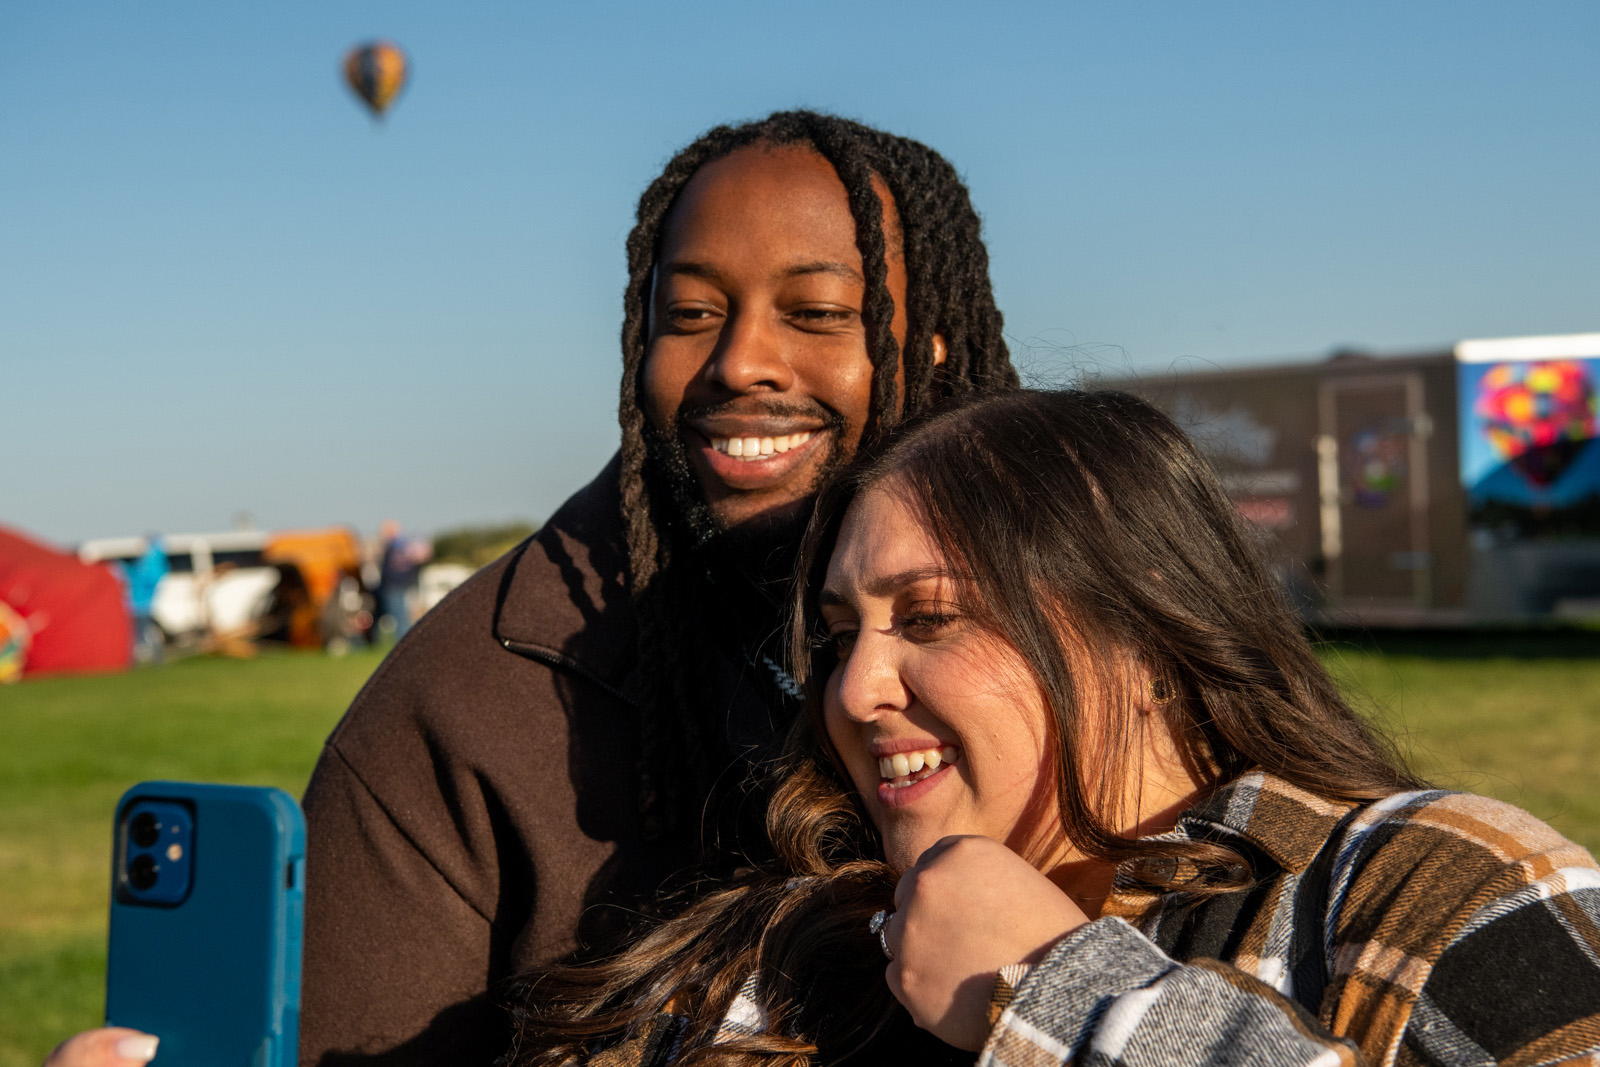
[880,832,942,871]
[865,767,966,867]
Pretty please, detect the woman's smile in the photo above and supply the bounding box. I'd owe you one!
[869,740,963,807]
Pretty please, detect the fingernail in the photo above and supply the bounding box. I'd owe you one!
[115,1035,159,1062]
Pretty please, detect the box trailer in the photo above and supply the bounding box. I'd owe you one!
[1108,331,1600,626]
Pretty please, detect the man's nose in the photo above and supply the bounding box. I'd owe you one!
[705,308,795,394]
[834,633,907,723]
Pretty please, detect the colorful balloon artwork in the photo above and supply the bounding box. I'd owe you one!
[0,600,27,684]
[343,41,409,117]
[1349,428,1406,508]
[1475,360,1598,487]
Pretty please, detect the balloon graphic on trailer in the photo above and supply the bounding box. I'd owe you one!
[342,41,409,117]
[1474,359,1598,487]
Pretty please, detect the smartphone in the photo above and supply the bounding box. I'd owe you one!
[106,781,305,1067]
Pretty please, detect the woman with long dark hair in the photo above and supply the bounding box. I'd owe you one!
[506,389,1600,1066]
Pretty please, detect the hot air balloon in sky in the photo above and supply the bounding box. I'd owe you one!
[343,41,408,118]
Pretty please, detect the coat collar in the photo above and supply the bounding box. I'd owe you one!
[492,454,638,693]
[1173,771,1359,875]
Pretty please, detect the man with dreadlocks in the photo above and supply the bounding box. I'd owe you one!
[296,111,1017,1065]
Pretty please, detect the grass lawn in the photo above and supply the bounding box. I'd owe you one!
[1320,630,1600,852]
[0,648,380,1067]
[2,634,1598,1065]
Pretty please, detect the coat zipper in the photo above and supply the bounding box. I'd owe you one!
[499,638,640,709]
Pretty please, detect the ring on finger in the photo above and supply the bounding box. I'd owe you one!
[868,909,894,961]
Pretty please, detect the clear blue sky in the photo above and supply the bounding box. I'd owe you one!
[5,1,1596,544]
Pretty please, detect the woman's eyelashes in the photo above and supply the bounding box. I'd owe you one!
[819,604,963,659]
[898,607,961,640]
[819,626,857,657]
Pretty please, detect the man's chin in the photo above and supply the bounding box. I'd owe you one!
[641,417,840,571]
[706,493,814,540]
[703,494,815,573]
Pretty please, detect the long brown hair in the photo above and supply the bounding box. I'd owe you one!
[507,388,1419,1065]
[503,757,905,1066]
[791,389,1421,873]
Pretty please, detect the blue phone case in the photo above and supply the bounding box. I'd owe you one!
[106,782,305,1067]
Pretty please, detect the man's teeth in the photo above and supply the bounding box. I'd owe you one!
[709,431,815,461]
[877,746,959,788]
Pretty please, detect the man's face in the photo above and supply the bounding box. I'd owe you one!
[641,144,913,537]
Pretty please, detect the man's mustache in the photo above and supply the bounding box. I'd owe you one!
[675,398,848,431]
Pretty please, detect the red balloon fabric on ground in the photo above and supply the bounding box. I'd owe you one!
[0,525,131,676]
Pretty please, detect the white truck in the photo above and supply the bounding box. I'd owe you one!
[78,531,280,645]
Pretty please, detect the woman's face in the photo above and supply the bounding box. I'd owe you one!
[819,481,1065,872]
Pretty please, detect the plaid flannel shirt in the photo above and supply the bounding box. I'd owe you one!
[579,975,767,1067]
[981,772,1600,1067]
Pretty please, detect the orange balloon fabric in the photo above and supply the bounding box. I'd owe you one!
[343,41,408,116]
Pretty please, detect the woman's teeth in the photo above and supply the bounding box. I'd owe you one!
[709,431,814,461]
[877,746,959,788]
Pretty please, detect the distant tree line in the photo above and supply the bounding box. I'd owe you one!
[430,521,539,569]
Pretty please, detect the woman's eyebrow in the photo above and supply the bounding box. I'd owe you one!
[821,567,953,607]
[866,566,953,598]
[817,588,850,610]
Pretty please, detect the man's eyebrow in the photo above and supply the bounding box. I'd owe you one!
[784,260,863,284]
[658,260,864,285]
[818,567,956,608]
[660,261,723,282]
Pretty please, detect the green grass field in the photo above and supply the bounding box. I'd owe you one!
[2,635,1598,1065]
[0,649,379,1067]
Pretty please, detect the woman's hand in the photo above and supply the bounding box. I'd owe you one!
[884,835,1090,1050]
[43,1029,158,1067]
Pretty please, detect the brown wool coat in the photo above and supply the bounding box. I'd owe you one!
[298,457,778,1066]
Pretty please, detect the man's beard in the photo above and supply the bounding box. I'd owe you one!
[642,405,849,583]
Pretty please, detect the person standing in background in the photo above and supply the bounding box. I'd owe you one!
[121,535,168,665]
[376,519,430,640]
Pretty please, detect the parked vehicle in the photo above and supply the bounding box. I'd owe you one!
[79,526,377,653]
[78,531,278,646]
[260,527,374,652]
[418,562,473,616]
[1109,331,1600,625]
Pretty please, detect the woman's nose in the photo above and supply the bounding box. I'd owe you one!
[706,309,794,395]
[833,633,907,723]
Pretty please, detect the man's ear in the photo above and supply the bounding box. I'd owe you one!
[932,334,948,366]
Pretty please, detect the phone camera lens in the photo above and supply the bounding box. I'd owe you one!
[130,812,161,848]
[128,854,159,890]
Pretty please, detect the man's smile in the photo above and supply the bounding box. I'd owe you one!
[689,426,829,492]
[708,430,815,460]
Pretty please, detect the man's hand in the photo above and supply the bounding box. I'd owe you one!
[43,1029,157,1067]
[883,835,1090,1050]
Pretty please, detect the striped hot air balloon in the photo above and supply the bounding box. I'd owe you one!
[343,41,408,117]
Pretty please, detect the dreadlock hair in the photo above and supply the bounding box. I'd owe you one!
[617,111,1018,841]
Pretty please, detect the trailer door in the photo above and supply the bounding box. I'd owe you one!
[1317,374,1432,608]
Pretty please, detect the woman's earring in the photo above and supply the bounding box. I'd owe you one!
[1149,678,1175,705]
